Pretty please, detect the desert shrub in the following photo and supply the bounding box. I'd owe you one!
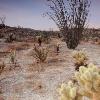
[6,33,16,43]
[72,49,88,70]
[58,63,100,100]
[33,45,48,63]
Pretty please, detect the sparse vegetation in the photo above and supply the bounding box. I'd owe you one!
[0,31,99,100]
[0,0,100,100]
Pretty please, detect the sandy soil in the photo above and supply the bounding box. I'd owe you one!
[0,39,100,100]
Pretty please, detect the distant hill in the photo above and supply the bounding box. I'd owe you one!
[0,25,100,42]
[0,25,60,41]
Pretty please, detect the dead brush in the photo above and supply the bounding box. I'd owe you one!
[33,45,48,63]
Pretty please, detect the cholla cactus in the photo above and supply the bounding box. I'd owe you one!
[75,63,100,100]
[58,81,82,100]
[72,49,88,70]
[58,81,77,100]
[58,64,100,100]
[33,45,48,63]
[10,50,16,64]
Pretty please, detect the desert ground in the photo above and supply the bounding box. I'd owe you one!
[0,38,100,100]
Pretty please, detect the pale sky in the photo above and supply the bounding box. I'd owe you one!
[0,0,100,30]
